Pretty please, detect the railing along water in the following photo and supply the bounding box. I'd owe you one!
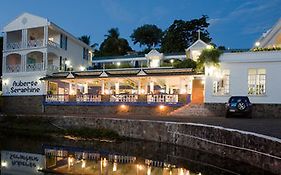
[110,94,138,102]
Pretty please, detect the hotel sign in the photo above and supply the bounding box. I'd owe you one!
[3,76,45,96]
[1,151,45,175]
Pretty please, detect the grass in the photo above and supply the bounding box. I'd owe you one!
[0,115,121,140]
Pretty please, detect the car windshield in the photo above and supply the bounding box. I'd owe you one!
[229,97,249,103]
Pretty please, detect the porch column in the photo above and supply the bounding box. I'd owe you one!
[83,83,88,94]
[3,32,7,51]
[149,81,154,94]
[138,80,141,94]
[22,29,27,48]
[75,83,78,95]
[22,54,26,72]
[144,82,148,94]
[179,79,187,94]
[101,80,105,95]
[43,52,48,71]
[44,25,48,46]
[107,82,111,94]
[115,82,120,95]
[166,84,169,94]
[2,54,6,73]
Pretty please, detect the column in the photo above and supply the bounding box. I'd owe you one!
[179,79,186,94]
[149,81,154,94]
[44,26,48,47]
[43,52,48,71]
[107,82,111,94]
[115,82,120,95]
[2,54,6,73]
[138,80,141,94]
[166,84,169,94]
[144,82,148,94]
[22,54,26,72]
[101,80,105,95]
[84,83,88,94]
[3,32,7,51]
[22,29,27,48]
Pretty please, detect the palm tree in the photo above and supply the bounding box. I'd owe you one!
[78,35,91,45]
[106,28,120,38]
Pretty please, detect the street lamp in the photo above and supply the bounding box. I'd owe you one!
[170,59,174,67]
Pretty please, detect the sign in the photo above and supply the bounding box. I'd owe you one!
[2,76,45,96]
[1,151,45,175]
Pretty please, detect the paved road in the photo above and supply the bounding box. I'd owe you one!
[89,115,281,139]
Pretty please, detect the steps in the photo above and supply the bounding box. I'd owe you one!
[169,103,224,117]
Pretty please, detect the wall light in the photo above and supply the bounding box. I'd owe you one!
[65,60,71,66]
[79,66,86,71]
[159,105,165,110]
[116,62,121,66]
[255,42,260,47]
[120,104,126,109]
[1,161,7,167]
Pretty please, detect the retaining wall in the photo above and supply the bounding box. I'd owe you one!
[53,117,281,174]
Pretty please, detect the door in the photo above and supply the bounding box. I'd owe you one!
[191,79,204,104]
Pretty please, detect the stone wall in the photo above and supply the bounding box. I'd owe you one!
[53,117,281,174]
[204,103,281,118]
[45,105,178,116]
[2,96,44,114]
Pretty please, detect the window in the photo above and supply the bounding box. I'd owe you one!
[248,68,266,95]
[60,34,67,50]
[213,70,230,95]
[83,48,89,60]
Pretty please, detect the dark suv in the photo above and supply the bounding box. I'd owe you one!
[225,96,252,118]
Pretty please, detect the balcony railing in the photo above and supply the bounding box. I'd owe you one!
[47,64,59,73]
[6,42,22,50]
[26,63,44,72]
[46,94,69,102]
[76,94,102,102]
[27,39,44,48]
[48,40,60,48]
[147,94,178,103]
[110,94,138,102]
[45,94,183,105]
[6,64,22,73]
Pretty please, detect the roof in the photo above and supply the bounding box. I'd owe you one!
[41,67,200,80]
[185,39,208,51]
[254,18,281,48]
[3,12,91,50]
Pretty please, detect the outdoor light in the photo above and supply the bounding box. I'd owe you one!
[116,62,121,66]
[2,79,9,85]
[147,166,152,175]
[1,161,7,167]
[159,105,165,110]
[206,45,213,49]
[137,164,143,170]
[81,159,86,168]
[120,104,127,109]
[170,59,174,63]
[103,158,107,167]
[79,66,86,71]
[255,42,260,47]
[65,60,71,66]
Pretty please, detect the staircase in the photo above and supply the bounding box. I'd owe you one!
[169,103,224,117]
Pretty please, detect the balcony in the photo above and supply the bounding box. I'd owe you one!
[27,39,44,48]
[44,94,189,106]
[26,63,44,72]
[6,42,22,50]
[6,64,22,73]
[48,40,60,49]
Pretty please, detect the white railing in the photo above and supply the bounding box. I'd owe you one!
[27,39,44,48]
[110,94,138,102]
[6,64,22,73]
[76,94,102,102]
[26,63,44,72]
[6,42,22,50]
[147,94,178,103]
[48,40,60,48]
[47,64,60,73]
[46,94,69,102]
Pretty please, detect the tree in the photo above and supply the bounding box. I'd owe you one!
[99,28,132,56]
[197,48,222,72]
[130,24,163,50]
[78,35,91,45]
[174,59,197,69]
[161,15,211,53]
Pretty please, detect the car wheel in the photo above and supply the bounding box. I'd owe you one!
[236,102,246,111]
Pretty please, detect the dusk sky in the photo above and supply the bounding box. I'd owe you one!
[0,0,280,50]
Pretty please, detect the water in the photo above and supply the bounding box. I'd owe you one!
[0,134,275,175]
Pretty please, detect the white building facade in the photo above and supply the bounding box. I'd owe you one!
[205,51,281,104]
[2,13,92,96]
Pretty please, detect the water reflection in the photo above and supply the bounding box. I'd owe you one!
[0,135,276,175]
